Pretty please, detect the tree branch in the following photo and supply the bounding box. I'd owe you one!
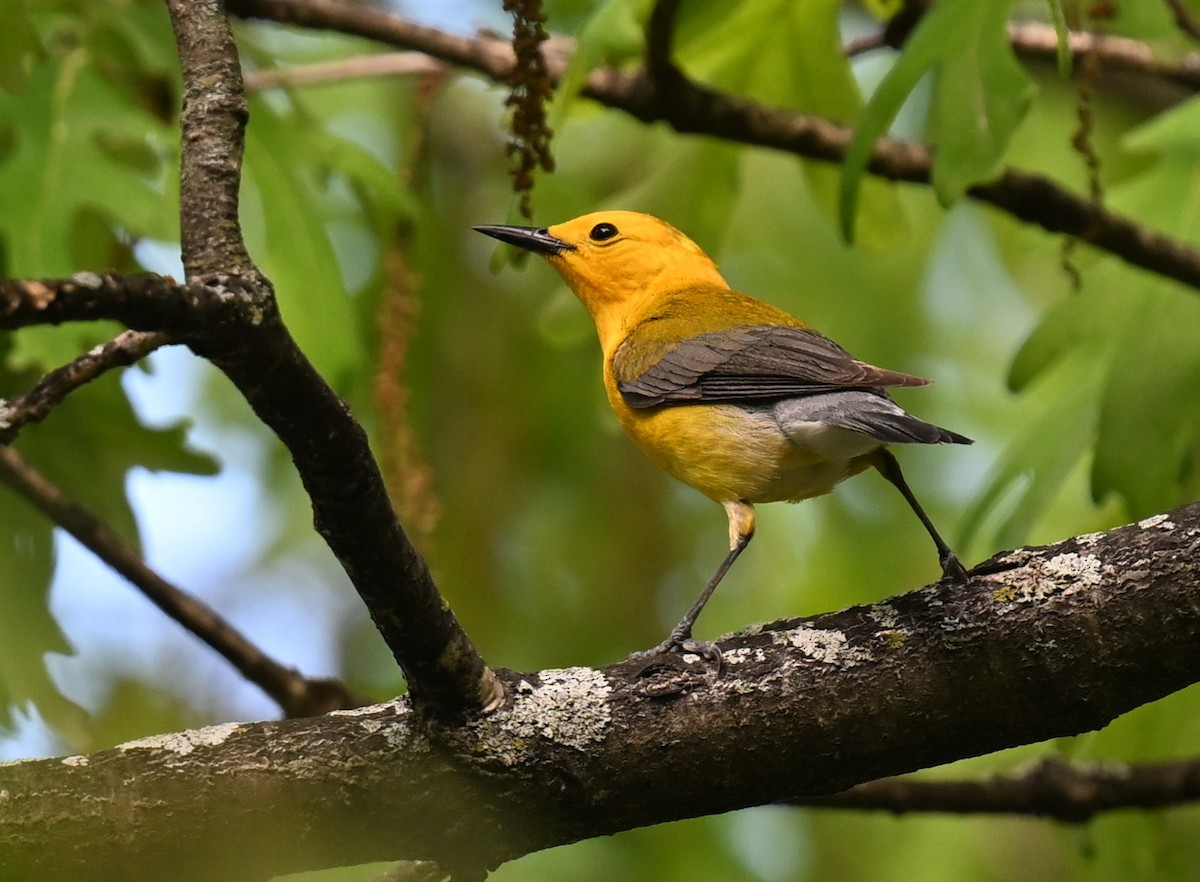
[1007,21,1200,91]
[0,256,499,722]
[242,52,446,90]
[167,0,257,279]
[805,757,1200,822]
[0,330,168,445]
[0,445,359,718]
[158,0,503,721]
[1165,0,1200,43]
[644,0,683,83]
[227,0,1200,293]
[3,502,1199,880]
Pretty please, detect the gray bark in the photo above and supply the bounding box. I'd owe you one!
[2,504,1198,881]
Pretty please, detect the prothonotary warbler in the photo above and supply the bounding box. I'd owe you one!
[476,210,970,659]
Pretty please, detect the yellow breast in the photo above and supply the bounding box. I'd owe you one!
[603,375,876,505]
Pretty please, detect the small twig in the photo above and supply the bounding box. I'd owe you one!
[801,757,1200,822]
[0,445,361,717]
[228,0,519,79]
[645,0,684,82]
[1008,21,1200,90]
[0,330,169,445]
[243,52,445,90]
[843,32,888,57]
[1165,0,1200,42]
[225,0,1200,294]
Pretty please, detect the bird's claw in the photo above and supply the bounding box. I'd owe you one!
[940,551,970,585]
[629,635,724,686]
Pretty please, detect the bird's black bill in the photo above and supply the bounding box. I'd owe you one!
[473,224,574,256]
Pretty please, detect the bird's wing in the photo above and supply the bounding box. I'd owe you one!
[614,324,931,409]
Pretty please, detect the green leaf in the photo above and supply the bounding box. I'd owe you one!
[1092,292,1200,516]
[1045,0,1072,77]
[0,354,216,742]
[242,99,365,385]
[927,5,1032,201]
[0,48,177,278]
[670,0,907,246]
[0,491,88,743]
[962,345,1103,550]
[840,0,1032,239]
[996,96,1200,525]
[0,0,40,94]
[679,0,860,119]
[548,0,649,127]
[14,365,217,544]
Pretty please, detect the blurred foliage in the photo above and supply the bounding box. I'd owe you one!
[841,0,1034,234]
[2,0,1200,879]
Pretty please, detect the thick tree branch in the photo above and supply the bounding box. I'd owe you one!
[0,445,359,718]
[3,503,1199,881]
[0,330,168,445]
[228,0,1200,293]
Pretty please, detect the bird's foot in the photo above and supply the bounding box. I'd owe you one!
[940,551,970,585]
[628,633,723,693]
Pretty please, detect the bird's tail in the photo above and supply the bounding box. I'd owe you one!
[775,390,973,446]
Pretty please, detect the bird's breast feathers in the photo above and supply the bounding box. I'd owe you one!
[605,384,879,505]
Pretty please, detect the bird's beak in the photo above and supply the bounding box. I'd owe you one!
[473,224,574,256]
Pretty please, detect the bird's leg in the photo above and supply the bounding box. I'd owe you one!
[649,501,755,666]
[871,449,969,584]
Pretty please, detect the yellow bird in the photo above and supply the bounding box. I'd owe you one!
[476,211,969,658]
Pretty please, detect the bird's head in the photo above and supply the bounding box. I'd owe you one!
[475,211,728,340]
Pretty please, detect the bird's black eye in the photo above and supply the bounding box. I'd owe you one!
[589,223,619,242]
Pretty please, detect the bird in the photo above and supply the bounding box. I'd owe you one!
[475,210,970,659]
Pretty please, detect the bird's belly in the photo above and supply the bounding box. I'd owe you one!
[619,402,879,504]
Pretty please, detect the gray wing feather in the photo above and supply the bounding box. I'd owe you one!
[617,325,930,408]
[774,391,972,446]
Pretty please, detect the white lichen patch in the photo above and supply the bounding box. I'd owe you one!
[995,551,1106,605]
[60,754,89,768]
[868,602,901,630]
[329,697,409,718]
[71,271,104,288]
[772,626,872,667]
[722,646,767,666]
[326,700,428,753]
[1074,530,1104,546]
[917,585,946,607]
[351,715,427,752]
[1045,552,1104,585]
[494,667,612,752]
[1138,513,1175,531]
[117,721,242,756]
